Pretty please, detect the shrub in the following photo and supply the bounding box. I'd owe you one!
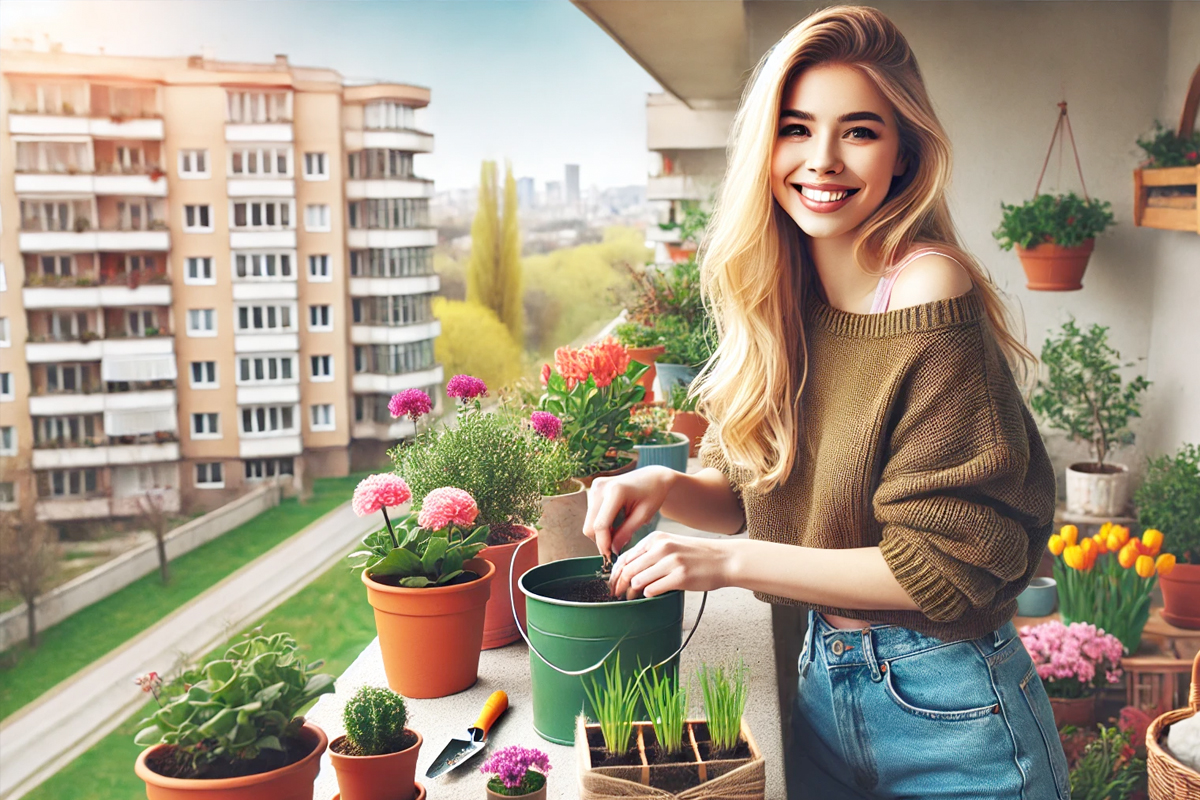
[342,686,410,756]
[993,191,1115,250]
[1135,443,1200,564]
[432,298,522,395]
[1136,120,1200,169]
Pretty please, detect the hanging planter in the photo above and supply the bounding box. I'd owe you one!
[1133,62,1200,234]
[993,101,1115,291]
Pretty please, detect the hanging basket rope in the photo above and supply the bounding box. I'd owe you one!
[1033,100,1090,200]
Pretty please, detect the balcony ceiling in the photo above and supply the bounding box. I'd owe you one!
[572,0,749,105]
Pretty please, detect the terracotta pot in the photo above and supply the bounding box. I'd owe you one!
[362,559,494,698]
[669,410,708,458]
[485,782,547,800]
[334,784,424,800]
[578,452,638,489]
[1160,562,1200,629]
[329,730,422,800]
[1064,462,1130,517]
[1014,238,1095,291]
[627,345,666,404]
[538,479,592,564]
[135,721,327,800]
[479,526,538,649]
[1049,695,1096,729]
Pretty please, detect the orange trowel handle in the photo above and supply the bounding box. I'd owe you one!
[473,690,508,735]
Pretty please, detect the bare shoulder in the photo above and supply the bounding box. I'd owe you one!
[888,251,974,310]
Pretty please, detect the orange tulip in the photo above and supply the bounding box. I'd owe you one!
[1098,521,1113,539]
[1136,555,1156,579]
[1156,553,1177,577]
[1091,534,1109,555]
[1060,525,1079,547]
[1114,526,1131,546]
[1063,545,1084,571]
[1106,532,1124,553]
[1142,529,1164,557]
[1048,534,1065,556]
[1080,538,1097,559]
[1118,542,1139,569]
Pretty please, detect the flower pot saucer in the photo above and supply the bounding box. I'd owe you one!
[1160,609,1200,630]
[333,783,426,800]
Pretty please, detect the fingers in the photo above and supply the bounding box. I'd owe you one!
[585,479,624,560]
[609,505,656,556]
[609,534,663,598]
[582,478,605,542]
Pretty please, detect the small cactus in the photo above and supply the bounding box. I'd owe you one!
[343,686,410,756]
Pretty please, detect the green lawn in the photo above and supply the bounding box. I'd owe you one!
[0,474,366,721]
[24,547,377,800]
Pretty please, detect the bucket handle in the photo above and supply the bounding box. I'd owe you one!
[508,534,707,678]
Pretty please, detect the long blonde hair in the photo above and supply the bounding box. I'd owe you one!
[693,5,1033,495]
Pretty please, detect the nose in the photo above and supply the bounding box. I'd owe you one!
[806,132,843,177]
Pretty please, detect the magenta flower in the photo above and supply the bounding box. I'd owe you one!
[417,487,479,530]
[353,474,412,517]
[480,744,551,791]
[389,389,432,422]
[530,411,563,439]
[446,374,488,401]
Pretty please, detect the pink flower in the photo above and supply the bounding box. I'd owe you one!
[1018,619,1123,696]
[481,745,551,790]
[353,474,412,517]
[134,671,162,692]
[417,487,479,530]
[389,389,432,421]
[446,374,488,401]
[530,411,563,439]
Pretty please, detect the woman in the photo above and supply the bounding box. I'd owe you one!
[583,6,1070,799]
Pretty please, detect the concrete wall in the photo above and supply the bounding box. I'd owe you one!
[0,482,280,651]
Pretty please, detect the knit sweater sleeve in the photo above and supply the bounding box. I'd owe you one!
[697,424,748,535]
[874,325,1056,623]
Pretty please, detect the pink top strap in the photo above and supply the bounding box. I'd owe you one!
[868,248,966,314]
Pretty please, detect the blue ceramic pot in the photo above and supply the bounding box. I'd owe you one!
[655,363,698,396]
[1017,576,1058,617]
[634,432,690,474]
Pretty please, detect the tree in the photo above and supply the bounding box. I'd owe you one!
[138,488,174,585]
[499,161,524,344]
[432,297,523,393]
[465,160,523,345]
[0,509,58,648]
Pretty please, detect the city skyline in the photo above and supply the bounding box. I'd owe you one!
[0,0,664,192]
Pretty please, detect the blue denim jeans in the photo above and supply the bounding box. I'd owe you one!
[787,610,1070,799]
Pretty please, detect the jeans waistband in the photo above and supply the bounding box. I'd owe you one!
[808,611,1018,669]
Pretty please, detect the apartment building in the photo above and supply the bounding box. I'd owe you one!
[0,46,442,526]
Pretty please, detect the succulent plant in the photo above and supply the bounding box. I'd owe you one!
[343,686,410,756]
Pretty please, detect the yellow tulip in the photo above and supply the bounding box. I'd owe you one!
[1063,545,1084,571]
[1135,555,1156,579]
[1060,525,1079,547]
[1091,535,1109,555]
[1156,553,1176,577]
[1112,525,1131,547]
[1080,538,1097,559]
[1118,542,1139,569]
[1098,521,1113,539]
[1106,532,1124,553]
[1142,529,1164,557]
[1048,534,1065,556]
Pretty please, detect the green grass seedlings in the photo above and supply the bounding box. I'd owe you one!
[696,657,748,756]
[583,653,640,757]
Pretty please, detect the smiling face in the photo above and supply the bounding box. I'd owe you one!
[771,63,907,241]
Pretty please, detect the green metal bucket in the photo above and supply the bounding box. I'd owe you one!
[519,555,685,745]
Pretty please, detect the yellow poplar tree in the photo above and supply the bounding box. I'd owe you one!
[465,160,499,308]
[498,161,524,345]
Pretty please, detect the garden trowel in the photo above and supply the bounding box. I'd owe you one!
[425,690,509,778]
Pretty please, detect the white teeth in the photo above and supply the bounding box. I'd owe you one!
[799,186,851,203]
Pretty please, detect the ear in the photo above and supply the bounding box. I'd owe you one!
[893,152,908,177]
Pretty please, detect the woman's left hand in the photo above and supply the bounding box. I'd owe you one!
[609,532,734,599]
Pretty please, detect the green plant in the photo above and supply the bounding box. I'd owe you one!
[133,632,335,778]
[1030,320,1150,467]
[626,406,675,446]
[348,512,488,587]
[1136,120,1200,169]
[614,321,662,349]
[696,657,748,756]
[1135,443,1200,564]
[583,653,640,757]
[73,216,91,233]
[993,192,1115,250]
[342,686,410,756]
[638,663,687,757]
[666,384,699,413]
[656,314,715,367]
[677,203,710,248]
[1066,724,1146,800]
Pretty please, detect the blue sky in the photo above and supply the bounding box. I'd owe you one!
[0,0,663,191]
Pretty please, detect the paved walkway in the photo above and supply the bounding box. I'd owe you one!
[0,499,382,800]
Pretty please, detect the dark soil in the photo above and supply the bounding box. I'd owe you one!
[1070,462,1127,475]
[485,524,532,547]
[586,727,606,749]
[589,747,643,768]
[330,729,418,756]
[537,577,622,603]
[695,739,752,762]
[145,735,313,780]
[370,570,480,589]
[642,738,694,765]
[649,764,703,793]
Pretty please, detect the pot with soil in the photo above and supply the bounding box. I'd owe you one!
[634,432,690,474]
[538,478,592,564]
[480,525,539,649]
[1065,462,1131,517]
[579,452,639,489]
[1048,695,1097,730]
[519,555,685,745]
[329,686,422,800]
[654,364,698,399]
[627,344,666,404]
[669,411,708,458]
[1015,240,1096,291]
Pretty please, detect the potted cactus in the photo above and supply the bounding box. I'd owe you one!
[480,745,552,799]
[330,686,424,800]
[133,632,334,799]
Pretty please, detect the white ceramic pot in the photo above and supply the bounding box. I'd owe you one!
[1064,462,1130,517]
[537,479,594,564]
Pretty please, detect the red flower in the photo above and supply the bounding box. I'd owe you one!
[540,363,552,387]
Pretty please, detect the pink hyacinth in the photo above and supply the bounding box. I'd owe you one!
[417,487,479,530]
[1018,620,1124,693]
[530,411,563,439]
[389,389,432,421]
[352,474,412,517]
[481,744,552,790]
[446,374,488,401]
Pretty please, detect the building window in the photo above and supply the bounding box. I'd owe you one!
[305,204,330,232]
[311,404,334,431]
[179,149,209,178]
[126,309,159,337]
[244,457,294,481]
[0,317,9,347]
[46,468,98,497]
[349,247,433,277]
[229,146,292,177]
[237,355,295,384]
[308,254,331,282]
[0,482,16,508]
[304,152,328,180]
[196,462,224,488]
[363,100,416,131]
[38,254,74,277]
[184,204,212,232]
[236,304,294,332]
[43,363,91,393]
[190,361,218,388]
[351,294,433,327]
[347,198,429,230]
[0,262,6,291]
[191,412,220,439]
[226,90,291,123]
[240,405,297,435]
[0,426,15,455]
[310,355,333,381]
[232,200,292,230]
[347,150,414,180]
[308,304,332,331]
[0,372,12,400]
[234,252,293,280]
[354,340,435,376]
[185,256,214,285]
[187,308,216,336]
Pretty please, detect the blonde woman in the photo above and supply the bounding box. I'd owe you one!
[583,6,1068,799]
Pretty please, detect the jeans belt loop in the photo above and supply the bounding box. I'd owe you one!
[801,611,817,679]
[862,626,884,683]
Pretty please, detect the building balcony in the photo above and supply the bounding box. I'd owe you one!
[35,496,112,522]
[229,230,296,250]
[111,488,180,517]
[647,174,707,202]
[350,319,440,346]
[349,275,439,297]
[231,282,298,302]
[236,384,301,405]
[347,129,434,153]
[225,123,293,143]
[345,178,435,200]
[9,114,164,140]
[25,339,103,363]
[646,225,683,244]
[31,441,180,470]
[346,229,436,249]
[239,435,303,459]
[351,419,416,441]
[18,229,170,253]
[227,179,295,198]
[233,333,300,354]
[14,172,169,197]
[352,364,444,394]
[23,283,171,309]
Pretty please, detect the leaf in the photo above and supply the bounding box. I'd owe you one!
[198,708,238,737]
[256,735,284,751]
[436,570,464,584]
[367,547,425,577]
[421,537,449,573]
[399,576,432,588]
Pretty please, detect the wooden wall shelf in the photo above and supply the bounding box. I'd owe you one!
[1133,61,1199,235]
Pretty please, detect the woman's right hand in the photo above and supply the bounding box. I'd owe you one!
[582,465,675,560]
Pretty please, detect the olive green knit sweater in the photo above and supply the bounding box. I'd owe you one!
[699,287,1056,641]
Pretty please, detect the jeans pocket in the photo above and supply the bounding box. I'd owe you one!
[881,641,1002,722]
[1018,663,1071,800]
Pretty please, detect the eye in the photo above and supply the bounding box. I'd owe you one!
[848,127,879,140]
[779,124,807,137]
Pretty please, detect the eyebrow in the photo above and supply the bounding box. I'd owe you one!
[780,109,886,125]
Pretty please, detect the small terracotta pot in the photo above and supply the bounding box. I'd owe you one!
[669,411,708,458]
[329,730,422,800]
[485,782,547,800]
[334,783,424,800]
[1049,695,1096,729]
[1014,238,1095,291]
[627,345,666,404]
[480,526,539,649]
[1160,562,1200,629]
[363,559,494,698]
[135,721,327,800]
